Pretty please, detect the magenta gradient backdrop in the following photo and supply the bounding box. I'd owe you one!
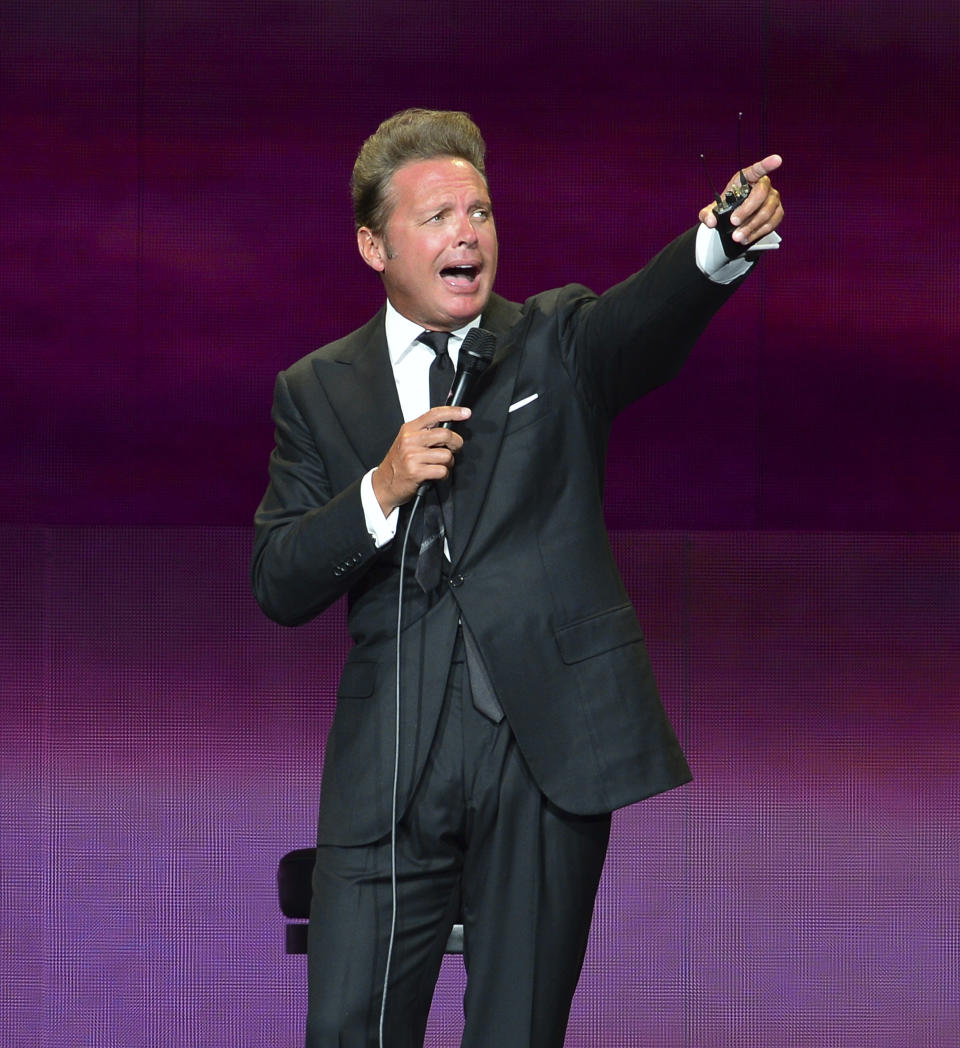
[3,2,958,1046]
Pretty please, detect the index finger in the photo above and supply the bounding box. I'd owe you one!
[742,154,782,184]
[419,405,472,428]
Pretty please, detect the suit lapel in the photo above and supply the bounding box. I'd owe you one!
[448,294,529,563]
[311,308,405,471]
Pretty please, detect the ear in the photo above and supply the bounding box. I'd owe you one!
[357,226,386,272]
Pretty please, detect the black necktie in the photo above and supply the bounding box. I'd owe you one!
[413,332,504,723]
[415,331,453,591]
[419,329,454,411]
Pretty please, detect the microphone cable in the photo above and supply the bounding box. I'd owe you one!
[377,327,496,1047]
[378,491,422,1048]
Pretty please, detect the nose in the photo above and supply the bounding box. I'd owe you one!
[453,209,478,246]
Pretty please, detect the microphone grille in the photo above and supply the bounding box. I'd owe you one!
[460,326,497,369]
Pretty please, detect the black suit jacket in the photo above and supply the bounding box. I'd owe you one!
[252,227,745,845]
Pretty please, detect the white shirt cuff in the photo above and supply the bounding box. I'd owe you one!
[696,223,781,285]
[360,468,399,548]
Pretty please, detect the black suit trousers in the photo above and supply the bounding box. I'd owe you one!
[305,645,611,1047]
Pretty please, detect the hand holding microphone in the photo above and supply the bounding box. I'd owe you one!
[373,328,497,513]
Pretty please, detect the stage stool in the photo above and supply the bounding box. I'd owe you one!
[278,847,464,955]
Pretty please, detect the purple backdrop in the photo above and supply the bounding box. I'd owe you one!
[3,1,958,1045]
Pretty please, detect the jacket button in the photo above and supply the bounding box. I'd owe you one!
[449,574,464,587]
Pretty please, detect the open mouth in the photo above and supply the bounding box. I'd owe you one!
[440,264,479,285]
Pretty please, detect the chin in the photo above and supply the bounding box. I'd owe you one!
[447,292,490,324]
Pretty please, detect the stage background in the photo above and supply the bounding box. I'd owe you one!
[3,1,958,1045]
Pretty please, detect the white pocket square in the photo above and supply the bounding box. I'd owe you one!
[508,393,539,413]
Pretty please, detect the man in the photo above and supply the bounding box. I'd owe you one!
[252,109,783,1047]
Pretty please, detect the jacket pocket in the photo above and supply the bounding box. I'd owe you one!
[337,659,377,698]
[503,392,551,436]
[555,603,643,664]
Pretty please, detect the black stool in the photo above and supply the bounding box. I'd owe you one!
[278,848,464,955]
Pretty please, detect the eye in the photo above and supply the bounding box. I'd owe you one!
[472,208,490,221]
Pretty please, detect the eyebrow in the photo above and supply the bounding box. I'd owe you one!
[417,197,492,218]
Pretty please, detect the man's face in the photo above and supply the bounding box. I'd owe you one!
[358,156,498,331]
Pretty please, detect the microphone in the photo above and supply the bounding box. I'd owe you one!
[443,326,497,419]
[416,326,496,496]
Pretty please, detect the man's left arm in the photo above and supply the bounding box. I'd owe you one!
[563,156,784,415]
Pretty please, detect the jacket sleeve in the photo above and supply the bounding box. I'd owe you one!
[559,227,749,419]
[250,369,377,626]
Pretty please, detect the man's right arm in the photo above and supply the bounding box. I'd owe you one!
[251,370,471,626]
[251,370,377,626]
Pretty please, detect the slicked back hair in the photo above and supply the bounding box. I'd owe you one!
[351,109,488,235]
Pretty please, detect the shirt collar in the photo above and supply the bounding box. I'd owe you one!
[384,300,481,367]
